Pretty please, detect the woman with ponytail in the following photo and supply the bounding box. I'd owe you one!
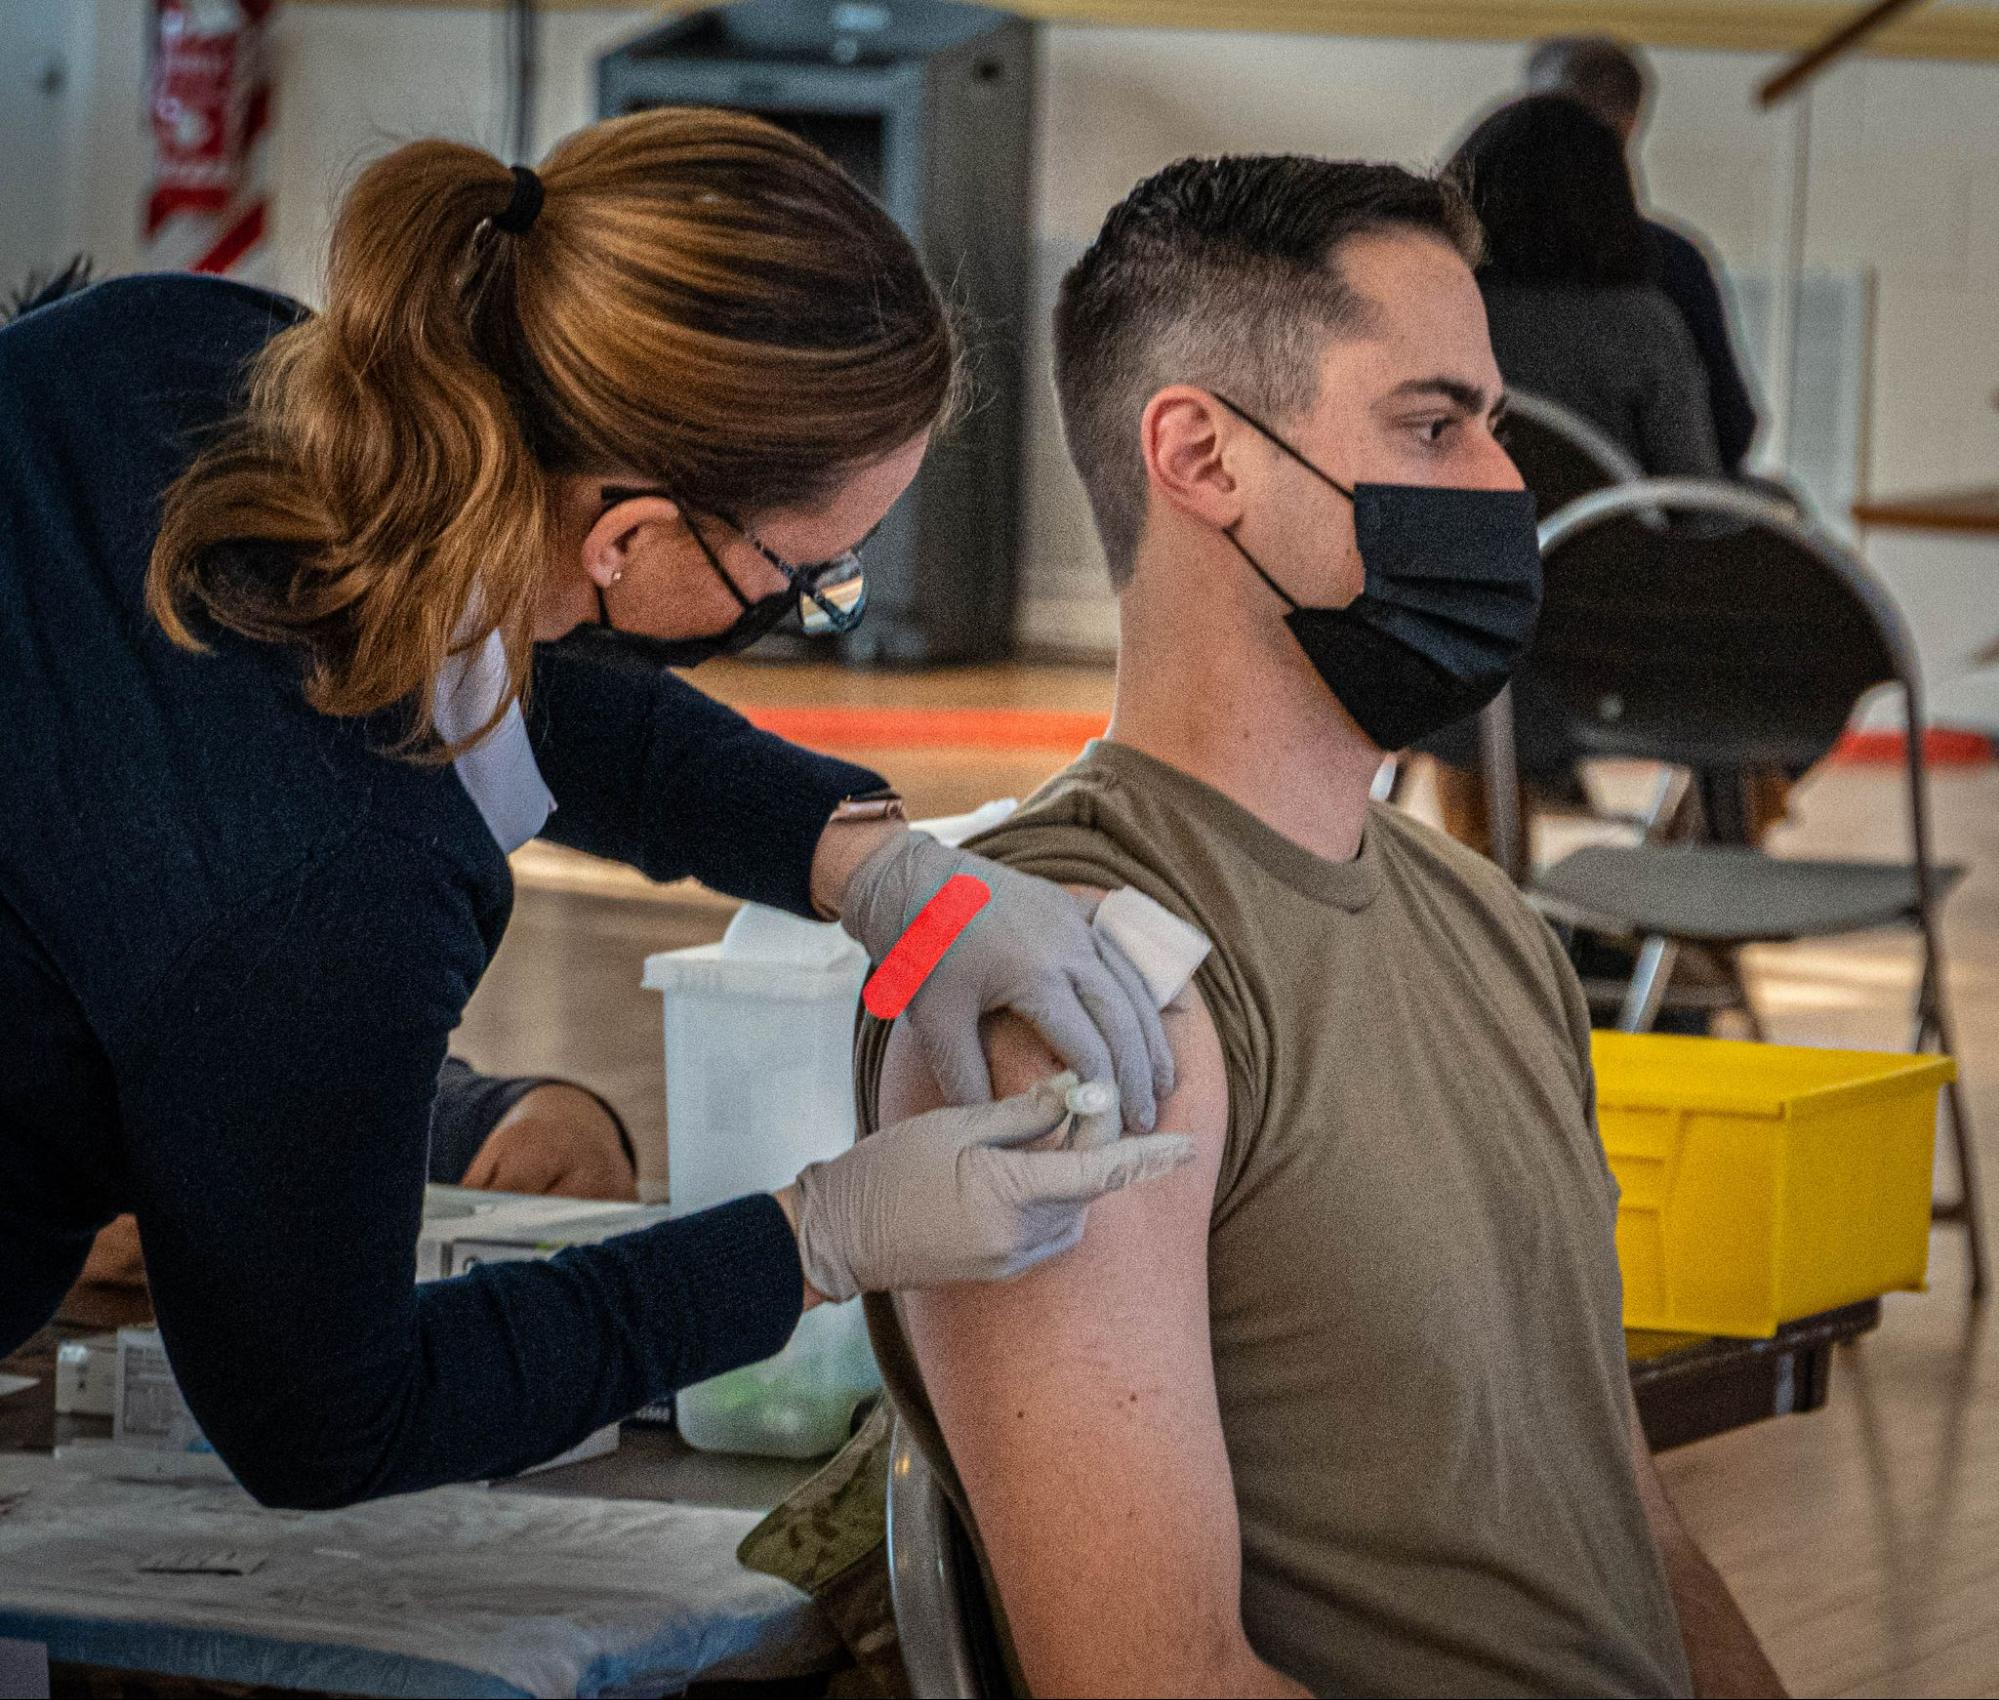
[0,111,1187,1508]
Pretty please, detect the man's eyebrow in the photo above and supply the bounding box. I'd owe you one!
[1382,377,1504,417]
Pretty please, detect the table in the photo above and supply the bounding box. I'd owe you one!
[1852,487,1999,536]
[1,1287,1881,1695]
[0,1289,828,1699]
[1627,1299,1881,1452]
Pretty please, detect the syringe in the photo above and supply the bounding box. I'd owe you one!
[1064,1080,1118,1119]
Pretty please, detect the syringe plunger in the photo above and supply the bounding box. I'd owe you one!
[1065,1080,1117,1119]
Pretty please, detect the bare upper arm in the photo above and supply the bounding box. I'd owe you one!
[877,893,1299,1696]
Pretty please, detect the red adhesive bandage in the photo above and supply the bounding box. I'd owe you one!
[863,874,993,1020]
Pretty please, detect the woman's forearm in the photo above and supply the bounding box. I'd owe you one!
[808,813,906,921]
[770,1185,827,1311]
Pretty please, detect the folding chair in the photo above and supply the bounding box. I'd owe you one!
[887,1416,1011,1698]
[1499,387,1646,515]
[1480,477,1987,1297]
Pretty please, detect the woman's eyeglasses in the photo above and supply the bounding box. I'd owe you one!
[734,526,869,637]
[598,485,871,637]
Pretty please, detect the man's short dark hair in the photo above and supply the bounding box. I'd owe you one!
[1052,157,1480,588]
[1525,36,1650,131]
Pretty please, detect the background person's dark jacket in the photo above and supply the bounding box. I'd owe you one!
[1481,277,1725,479]
[1647,218,1761,474]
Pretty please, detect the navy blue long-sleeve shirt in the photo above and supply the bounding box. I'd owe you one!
[0,274,883,1507]
[1646,218,1761,475]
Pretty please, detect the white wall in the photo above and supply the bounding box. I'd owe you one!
[38,3,1999,712]
[56,3,653,293]
[0,2,97,289]
[1019,27,1999,674]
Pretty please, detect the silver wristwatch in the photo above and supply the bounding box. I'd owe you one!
[829,785,907,827]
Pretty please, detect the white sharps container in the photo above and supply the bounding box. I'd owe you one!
[642,901,878,1459]
[642,803,1017,1459]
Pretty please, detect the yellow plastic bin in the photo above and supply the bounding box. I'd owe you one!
[1591,1032,1952,1337]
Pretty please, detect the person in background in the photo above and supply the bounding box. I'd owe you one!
[1448,95,1723,480]
[1527,34,1762,474]
[429,1059,636,1199]
[1445,98,1795,908]
[79,1059,637,1287]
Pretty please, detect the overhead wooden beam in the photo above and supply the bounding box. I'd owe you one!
[286,0,1999,67]
[1759,0,1933,104]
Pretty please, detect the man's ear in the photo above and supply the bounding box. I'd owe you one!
[581,494,682,592]
[1141,386,1248,532]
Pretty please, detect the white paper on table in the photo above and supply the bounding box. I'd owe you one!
[0,1454,835,1698]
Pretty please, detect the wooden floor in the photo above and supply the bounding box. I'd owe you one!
[1650,760,1999,1700]
[459,660,1999,1698]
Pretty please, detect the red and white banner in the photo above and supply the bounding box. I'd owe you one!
[143,0,277,279]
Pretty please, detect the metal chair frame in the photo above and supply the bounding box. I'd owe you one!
[1482,477,1987,1298]
[887,1416,1001,1699]
[1502,387,1647,492]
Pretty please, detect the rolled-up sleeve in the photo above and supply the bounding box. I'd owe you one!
[528,636,884,918]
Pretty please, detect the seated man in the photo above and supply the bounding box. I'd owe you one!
[857,158,1782,1697]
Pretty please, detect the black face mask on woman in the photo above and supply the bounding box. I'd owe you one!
[572,495,798,670]
[580,581,795,671]
[1212,395,1542,753]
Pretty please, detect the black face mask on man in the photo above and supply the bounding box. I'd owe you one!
[1212,395,1542,752]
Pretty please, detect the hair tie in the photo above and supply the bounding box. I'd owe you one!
[493,164,544,236]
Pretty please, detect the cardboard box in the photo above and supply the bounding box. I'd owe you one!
[113,1328,211,1455]
[416,1187,674,1282]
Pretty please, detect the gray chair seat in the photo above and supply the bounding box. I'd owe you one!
[1476,476,1986,1298]
[1539,844,1967,945]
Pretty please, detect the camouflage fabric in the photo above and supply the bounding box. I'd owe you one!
[738,1399,906,1699]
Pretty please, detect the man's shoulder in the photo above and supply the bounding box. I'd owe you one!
[1370,799,1499,877]
[1369,803,1590,1057]
[1369,803,1558,940]
[962,746,1152,872]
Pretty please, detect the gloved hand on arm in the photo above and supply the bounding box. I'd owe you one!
[774,1074,1195,1303]
[840,830,1175,1133]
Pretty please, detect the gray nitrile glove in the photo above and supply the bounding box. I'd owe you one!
[841,831,1175,1135]
[790,1074,1196,1301]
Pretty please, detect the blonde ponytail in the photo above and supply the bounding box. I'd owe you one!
[149,111,959,756]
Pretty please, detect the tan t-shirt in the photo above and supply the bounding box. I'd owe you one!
[860,740,1692,1698]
